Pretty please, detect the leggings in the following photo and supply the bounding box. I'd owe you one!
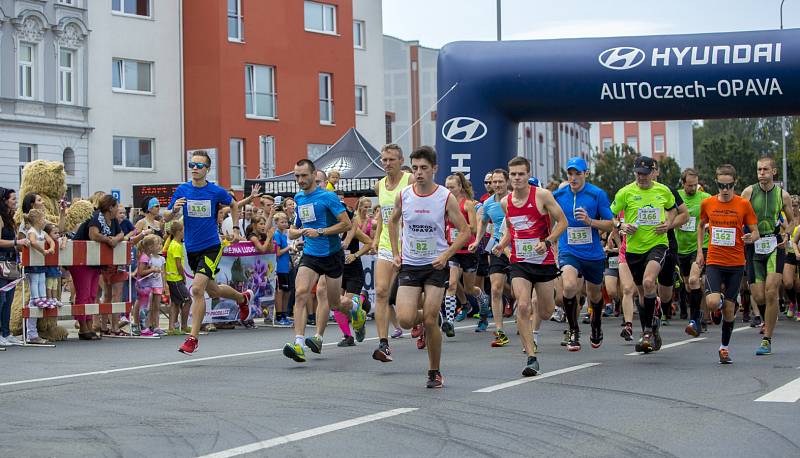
[68,265,100,323]
[334,310,351,337]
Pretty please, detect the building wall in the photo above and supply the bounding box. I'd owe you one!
[518,122,591,182]
[88,0,183,205]
[383,35,411,155]
[0,0,90,196]
[183,0,356,189]
[590,120,694,168]
[352,0,385,149]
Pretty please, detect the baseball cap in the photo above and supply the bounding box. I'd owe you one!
[566,157,588,172]
[633,156,657,174]
[528,177,540,187]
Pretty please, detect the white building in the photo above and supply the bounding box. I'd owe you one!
[352,0,385,149]
[0,1,90,198]
[87,0,183,206]
[589,120,694,168]
[518,122,592,183]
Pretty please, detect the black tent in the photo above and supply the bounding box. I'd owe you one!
[245,128,384,197]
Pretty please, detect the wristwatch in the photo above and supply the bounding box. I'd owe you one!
[317,228,325,236]
[544,240,552,249]
[614,220,622,230]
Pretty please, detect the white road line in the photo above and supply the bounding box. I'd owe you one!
[473,362,600,393]
[625,337,705,356]
[732,326,752,333]
[755,370,800,403]
[198,408,417,458]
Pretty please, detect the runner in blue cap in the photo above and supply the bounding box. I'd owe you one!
[552,157,615,350]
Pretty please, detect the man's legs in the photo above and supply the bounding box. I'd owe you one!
[685,261,705,336]
[422,283,446,371]
[512,278,535,355]
[288,267,320,338]
[763,272,782,338]
[489,273,507,332]
[374,259,397,341]
[561,265,582,350]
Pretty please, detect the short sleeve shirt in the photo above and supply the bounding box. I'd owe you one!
[165,240,184,282]
[701,195,757,266]
[168,181,232,253]
[610,182,676,254]
[553,182,614,260]
[273,230,290,273]
[482,194,506,241]
[294,187,347,257]
[676,189,711,254]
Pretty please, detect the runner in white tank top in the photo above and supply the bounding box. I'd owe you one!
[386,146,470,389]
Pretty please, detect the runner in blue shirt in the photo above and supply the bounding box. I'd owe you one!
[283,159,353,363]
[168,150,252,355]
[552,157,615,351]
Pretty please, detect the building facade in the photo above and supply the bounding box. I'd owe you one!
[518,122,592,183]
[590,120,694,167]
[87,0,183,206]
[352,0,385,149]
[0,0,90,198]
[182,0,355,190]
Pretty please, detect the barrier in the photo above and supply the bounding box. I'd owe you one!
[20,240,133,347]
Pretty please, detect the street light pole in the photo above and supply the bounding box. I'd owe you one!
[781,0,788,191]
[497,0,502,41]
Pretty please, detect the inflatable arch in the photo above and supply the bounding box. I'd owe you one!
[435,29,800,183]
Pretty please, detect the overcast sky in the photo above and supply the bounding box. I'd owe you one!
[383,0,800,49]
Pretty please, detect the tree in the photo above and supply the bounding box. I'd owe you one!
[694,134,754,194]
[591,144,638,198]
[656,156,681,190]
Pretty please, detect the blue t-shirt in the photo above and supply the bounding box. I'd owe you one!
[553,182,614,260]
[168,181,231,253]
[482,194,507,241]
[273,230,290,273]
[294,187,346,257]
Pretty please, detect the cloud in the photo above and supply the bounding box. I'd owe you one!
[506,19,674,41]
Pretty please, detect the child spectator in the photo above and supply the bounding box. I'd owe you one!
[43,224,65,309]
[133,234,165,337]
[24,208,55,344]
[272,212,292,326]
[165,221,190,335]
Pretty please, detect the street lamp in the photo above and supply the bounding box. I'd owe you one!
[781,0,788,191]
[497,0,502,41]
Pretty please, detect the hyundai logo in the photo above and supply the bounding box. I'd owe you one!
[598,47,646,70]
[442,117,488,143]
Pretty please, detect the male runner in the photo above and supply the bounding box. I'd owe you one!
[654,164,689,325]
[740,156,794,355]
[282,159,355,363]
[494,157,567,376]
[553,157,614,351]
[675,168,711,337]
[388,146,470,388]
[611,156,677,354]
[696,164,759,363]
[171,150,253,355]
[371,144,412,362]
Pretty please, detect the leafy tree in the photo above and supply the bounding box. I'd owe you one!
[590,144,639,199]
[656,156,682,190]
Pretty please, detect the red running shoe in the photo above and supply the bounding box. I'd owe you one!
[416,328,426,350]
[238,289,253,321]
[411,324,423,338]
[179,336,198,355]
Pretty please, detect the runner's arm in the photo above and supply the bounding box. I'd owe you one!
[319,210,351,237]
[465,200,478,235]
[443,193,471,257]
[388,193,402,258]
[495,200,512,252]
[372,206,383,252]
[670,203,689,230]
[540,189,567,242]
[781,189,795,242]
[471,213,489,252]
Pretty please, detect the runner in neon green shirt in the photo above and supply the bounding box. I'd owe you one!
[675,169,711,332]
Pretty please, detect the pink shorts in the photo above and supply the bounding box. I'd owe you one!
[137,285,163,304]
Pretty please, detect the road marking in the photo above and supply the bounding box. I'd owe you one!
[732,326,751,333]
[755,370,800,403]
[473,362,600,393]
[198,408,417,458]
[625,337,705,356]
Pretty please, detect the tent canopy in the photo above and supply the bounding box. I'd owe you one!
[245,128,384,197]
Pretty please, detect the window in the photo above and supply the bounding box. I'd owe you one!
[385,114,392,144]
[319,73,333,124]
[355,85,366,115]
[113,137,153,169]
[601,137,612,151]
[259,136,275,178]
[304,1,336,34]
[112,58,152,93]
[227,0,243,41]
[353,20,365,48]
[19,144,35,183]
[229,138,245,188]
[625,136,638,152]
[63,148,76,176]
[58,0,75,5]
[18,43,34,99]
[112,0,151,18]
[245,65,276,118]
[66,184,81,201]
[307,144,330,161]
[59,48,75,104]
[653,134,665,153]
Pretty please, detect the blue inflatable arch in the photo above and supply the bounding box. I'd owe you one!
[435,29,800,184]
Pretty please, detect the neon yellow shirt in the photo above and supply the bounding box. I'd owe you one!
[165,240,184,282]
[611,182,676,254]
[378,172,411,250]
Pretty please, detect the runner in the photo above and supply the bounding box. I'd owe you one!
[387,146,470,388]
[282,159,356,363]
[610,156,677,354]
[740,156,794,355]
[675,168,711,337]
[170,150,253,355]
[371,144,412,362]
[788,201,800,321]
[493,156,567,376]
[654,164,689,325]
[695,164,759,363]
[552,157,614,351]
[335,197,374,346]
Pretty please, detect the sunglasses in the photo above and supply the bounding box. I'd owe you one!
[188,161,208,169]
[716,181,735,190]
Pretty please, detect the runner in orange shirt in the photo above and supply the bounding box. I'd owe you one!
[695,164,759,364]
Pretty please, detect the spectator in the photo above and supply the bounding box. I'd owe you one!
[272,212,292,326]
[0,188,30,346]
[165,221,190,335]
[23,208,55,344]
[134,196,164,238]
[327,170,341,190]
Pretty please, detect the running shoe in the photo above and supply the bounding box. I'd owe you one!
[338,336,355,347]
[238,289,253,322]
[5,335,21,345]
[711,308,722,325]
[391,327,403,338]
[581,313,590,325]
[416,329,426,350]
[131,324,141,336]
[411,324,423,338]
[590,323,603,349]
[283,342,306,362]
[426,370,444,388]
[503,296,513,318]
[140,328,155,337]
[635,332,654,353]
[750,315,762,328]
[305,335,323,354]
[560,329,570,346]
[475,319,488,332]
[620,322,633,341]
[787,303,796,318]
[491,330,509,347]
[350,295,367,334]
[522,356,540,377]
[551,306,565,323]
[355,324,366,343]
[566,330,581,352]
[442,320,455,338]
[455,308,467,322]
[178,336,198,355]
[153,327,167,336]
[372,341,393,362]
[603,304,613,317]
[685,320,700,338]
[718,348,733,364]
[755,338,772,356]
[275,317,292,327]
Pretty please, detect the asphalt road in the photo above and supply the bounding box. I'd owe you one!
[1,315,799,458]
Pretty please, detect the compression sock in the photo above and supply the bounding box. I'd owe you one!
[563,296,579,331]
[333,310,352,337]
[721,320,734,347]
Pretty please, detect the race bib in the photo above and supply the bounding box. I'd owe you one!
[409,236,436,258]
[449,227,459,242]
[754,235,777,255]
[608,256,619,269]
[515,238,546,264]
[711,227,736,246]
[567,227,592,245]
[187,200,211,218]
[298,204,317,224]
[680,217,697,232]
[381,206,393,224]
[637,207,661,226]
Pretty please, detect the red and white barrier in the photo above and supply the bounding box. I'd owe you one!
[23,301,132,319]
[21,240,130,267]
